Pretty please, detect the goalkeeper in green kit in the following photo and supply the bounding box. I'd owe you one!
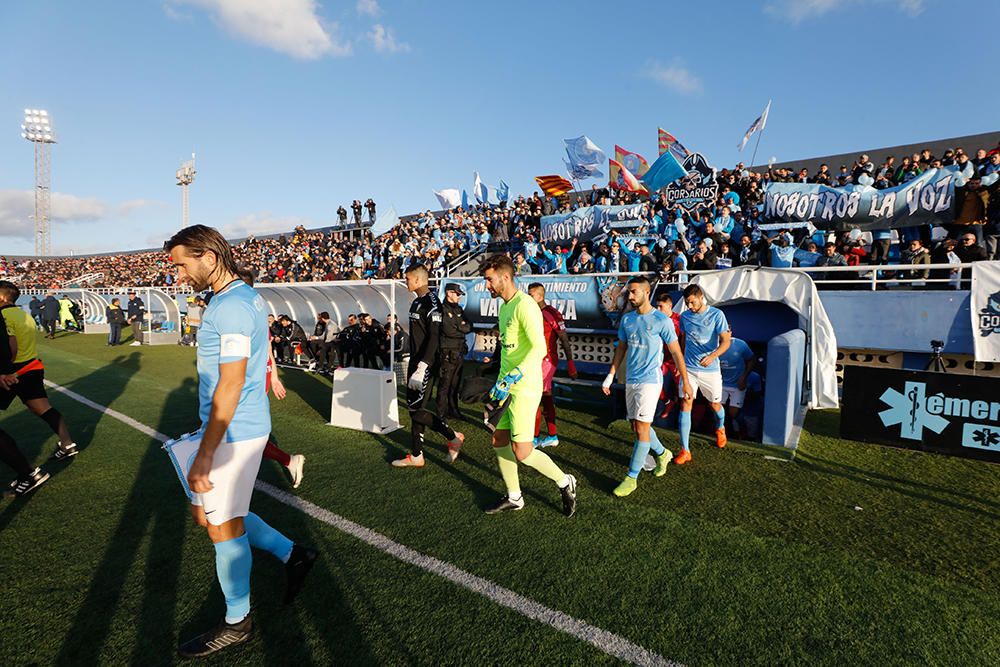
[479,254,577,517]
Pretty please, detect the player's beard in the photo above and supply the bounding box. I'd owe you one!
[187,262,214,292]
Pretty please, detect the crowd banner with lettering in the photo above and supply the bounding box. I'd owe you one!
[450,274,670,333]
[540,203,645,245]
[971,261,1000,363]
[842,366,1000,463]
[763,166,958,230]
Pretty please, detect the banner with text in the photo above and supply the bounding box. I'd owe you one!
[762,166,958,230]
[450,274,673,333]
[971,261,1000,363]
[540,203,646,245]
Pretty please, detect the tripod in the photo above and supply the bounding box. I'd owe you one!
[926,343,948,373]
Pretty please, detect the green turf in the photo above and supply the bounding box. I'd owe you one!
[1,332,999,666]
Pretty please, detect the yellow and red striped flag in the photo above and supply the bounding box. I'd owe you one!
[658,128,690,161]
[609,159,648,193]
[613,145,649,178]
[534,175,574,197]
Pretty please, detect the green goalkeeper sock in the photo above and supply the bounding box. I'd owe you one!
[495,445,521,499]
[521,449,566,485]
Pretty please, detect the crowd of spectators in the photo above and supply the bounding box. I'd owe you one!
[2,141,998,291]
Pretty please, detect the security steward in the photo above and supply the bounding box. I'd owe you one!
[437,282,471,419]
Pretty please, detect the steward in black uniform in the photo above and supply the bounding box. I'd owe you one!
[338,315,362,367]
[437,283,471,419]
[397,264,460,464]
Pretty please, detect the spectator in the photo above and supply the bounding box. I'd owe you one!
[351,200,363,225]
[365,198,377,223]
[814,242,847,285]
[900,238,931,281]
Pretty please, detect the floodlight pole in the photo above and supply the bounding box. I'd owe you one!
[33,141,52,256]
[176,153,196,229]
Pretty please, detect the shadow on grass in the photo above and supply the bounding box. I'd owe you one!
[280,370,332,422]
[54,373,193,665]
[795,450,1000,520]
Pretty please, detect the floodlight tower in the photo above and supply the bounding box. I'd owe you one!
[176,153,196,228]
[20,109,56,256]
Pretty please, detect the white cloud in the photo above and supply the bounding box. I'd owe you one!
[221,212,317,238]
[644,62,702,96]
[368,23,410,54]
[0,190,107,239]
[356,0,381,17]
[765,0,924,23]
[117,199,166,216]
[170,0,352,59]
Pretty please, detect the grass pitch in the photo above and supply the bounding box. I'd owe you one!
[1,333,999,665]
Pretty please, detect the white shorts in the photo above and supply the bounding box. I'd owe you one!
[682,370,723,404]
[163,431,268,526]
[626,383,662,422]
[722,385,746,408]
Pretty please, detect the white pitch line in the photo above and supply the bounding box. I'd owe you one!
[43,380,681,667]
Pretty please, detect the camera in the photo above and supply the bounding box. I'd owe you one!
[930,340,944,353]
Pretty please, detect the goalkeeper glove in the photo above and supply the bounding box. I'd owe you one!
[489,367,524,403]
[407,361,429,391]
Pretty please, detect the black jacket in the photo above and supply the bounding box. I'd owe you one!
[439,301,471,349]
[408,291,443,367]
[106,306,126,325]
[127,297,145,321]
[41,296,59,321]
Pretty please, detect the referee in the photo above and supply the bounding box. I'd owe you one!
[0,281,78,462]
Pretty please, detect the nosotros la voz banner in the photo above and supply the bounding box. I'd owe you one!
[763,165,958,230]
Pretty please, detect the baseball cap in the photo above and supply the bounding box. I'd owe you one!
[444,282,465,295]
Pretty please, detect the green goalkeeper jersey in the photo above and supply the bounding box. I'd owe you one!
[497,290,545,395]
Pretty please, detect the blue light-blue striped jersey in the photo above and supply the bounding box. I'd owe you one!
[197,280,271,442]
[680,306,729,373]
[617,309,677,385]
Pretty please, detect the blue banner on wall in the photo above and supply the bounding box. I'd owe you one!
[762,166,958,230]
[449,274,664,333]
[540,203,646,245]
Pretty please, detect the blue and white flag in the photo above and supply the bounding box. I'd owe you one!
[371,205,399,237]
[433,189,461,210]
[565,157,603,181]
[564,135,606,167]
[496,179,510,203]
[738,100,771,151]
[461,189,470,210]
[473,172,489,204]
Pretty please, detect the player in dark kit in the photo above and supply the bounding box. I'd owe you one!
[392,264,465,467]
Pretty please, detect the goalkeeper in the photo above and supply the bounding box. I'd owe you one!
[392,264,465,468]
[479,254,577,517]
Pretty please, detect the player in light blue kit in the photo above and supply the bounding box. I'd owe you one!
[164,225,317,659]
[603,276,691,496]
[675,284,731,465]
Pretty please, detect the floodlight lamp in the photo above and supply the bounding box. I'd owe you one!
[44,133,52,141]
[39,110,47,116]
[21,132,27,139]
[23,108,30,115]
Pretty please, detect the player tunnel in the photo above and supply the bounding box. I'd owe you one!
[690,266,840,449]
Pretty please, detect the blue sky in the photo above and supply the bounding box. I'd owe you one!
[0,0,996,255]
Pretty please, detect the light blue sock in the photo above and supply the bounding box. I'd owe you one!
[245,512,294,563]
[214,534,252,624]
[648,429,665,455]
[679,411,691,451]
[628,440,651,478]
[715,408,726,429]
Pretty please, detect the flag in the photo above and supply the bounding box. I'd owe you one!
[608,159,647,192]
[641,150,686,192]
[737,99,771,151]
[433,189,461,210]
[614,145,649,177]
[497,179,510,203]
[534,175,574,197]
[473,171,490,204]
[461,189,470,209]
[658,128,690,161]
[563,135,607,168]
[565,158,603,181]
[370,205,399,237]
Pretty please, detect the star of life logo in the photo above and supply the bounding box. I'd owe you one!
[879,380,1000,451]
